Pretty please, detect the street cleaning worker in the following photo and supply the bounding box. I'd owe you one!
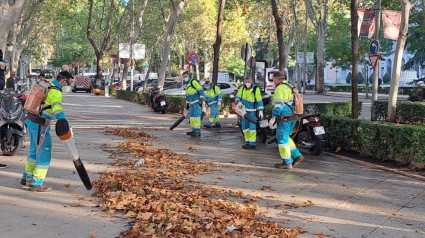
[203,79,222,128]
[20,71,74,192]
[184,71,205,137]
[235,76,263,149]
[269,71,303,169]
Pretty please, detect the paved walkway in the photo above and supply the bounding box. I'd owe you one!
[1,93,424,238]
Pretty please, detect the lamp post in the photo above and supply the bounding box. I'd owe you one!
[6,42,13,75]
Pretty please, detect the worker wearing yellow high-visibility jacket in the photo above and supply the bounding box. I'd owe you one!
[21,71,74,192]
[235,76,263,149]
[184,71,205,137]
[269,71,303,169]
[203,80,222,128]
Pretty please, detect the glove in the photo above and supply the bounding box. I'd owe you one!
[269,117,277,129]
[258,111,264,119]
[218,101,222,107]
[185,103,190,109]
[237,102,243,109]
[199,100,203,106]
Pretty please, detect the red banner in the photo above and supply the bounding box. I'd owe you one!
[382,10,402,41]
[357,9,376,39]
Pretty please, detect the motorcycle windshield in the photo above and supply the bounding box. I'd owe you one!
[1,95,20,114]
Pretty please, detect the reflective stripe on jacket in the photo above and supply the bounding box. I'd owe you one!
[42,81,67,121]
[235,84,263,112]
[272,81,294,117]
[205,84,222,105]
[185,78,205,104]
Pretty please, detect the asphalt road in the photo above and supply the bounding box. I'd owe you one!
[0,92,423,238]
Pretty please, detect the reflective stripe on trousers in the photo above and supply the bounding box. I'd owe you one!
[189,103,202,134]
[208,104,220,126]
[277,120,301,165]
[22,120,52,186]
[242,111,257,146]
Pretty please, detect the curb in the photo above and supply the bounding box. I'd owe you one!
[323,151,425,182]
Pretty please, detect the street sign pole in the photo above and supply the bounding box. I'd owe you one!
[371,0,382,120]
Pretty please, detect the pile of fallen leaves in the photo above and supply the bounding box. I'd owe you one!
[106,127,156,141]
[94,127,302,237]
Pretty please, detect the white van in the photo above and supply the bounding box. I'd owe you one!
[265,67,288,95]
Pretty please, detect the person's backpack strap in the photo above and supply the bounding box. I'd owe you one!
[280,82,294,109]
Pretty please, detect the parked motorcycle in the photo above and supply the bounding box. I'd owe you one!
[0,89,27,155]
[268,114,327,155]
[150,89,167,114]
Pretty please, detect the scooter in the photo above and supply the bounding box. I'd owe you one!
[268,114,327,155]
[150,89,167,114]
[0,89,27,155]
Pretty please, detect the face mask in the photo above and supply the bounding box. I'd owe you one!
[245,83,251,88]
[205,84,210,89]
[183,76,188,82]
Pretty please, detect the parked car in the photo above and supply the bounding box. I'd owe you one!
[73,76,92,93]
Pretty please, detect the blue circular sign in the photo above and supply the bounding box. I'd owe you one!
[370,40,379,55]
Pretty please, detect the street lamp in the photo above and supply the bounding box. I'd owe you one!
[6,42,13,74]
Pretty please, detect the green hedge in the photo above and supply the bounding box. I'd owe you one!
[263,101,361,118]
[116,90,361,118]
[115,90,235,115]
[373,101,425,125]
[321,115,425,166]
[305,84,415,95]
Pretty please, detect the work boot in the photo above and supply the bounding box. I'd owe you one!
[0,164,6,169]
[212,124,221,128]
[292,156,304,167]
[186,131,195,136]
[190,133,201,137]
[274,162,293,169]
[20,179,30,187]
[242,144,256,149]
[203,124,211,128]
[29,184,52,192]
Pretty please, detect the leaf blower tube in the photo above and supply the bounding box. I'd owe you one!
[55,119,92,190]
[170,104,190,130]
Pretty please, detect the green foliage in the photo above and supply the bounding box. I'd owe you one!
[304,102,362,117]
[115,90,235,115]
[346,72,352,84]
[383,73,391,84]
[358,72,364,84]
[373,101,425,125]
[321,115,425,166]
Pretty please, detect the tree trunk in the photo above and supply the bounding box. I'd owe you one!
[271,0,285,72]
[387,0,419,122]
[316,23,325,94]
[351,0,359,119]
[204,53,211,80]
[0,0,28,51]
[212,0,225,85]
[157,0,186,92]
[96,54,103,88]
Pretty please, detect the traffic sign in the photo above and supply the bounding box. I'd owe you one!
[369,54,380,69]
[241,43,252,62]
[369,40,379,55]
[186,52,201,67]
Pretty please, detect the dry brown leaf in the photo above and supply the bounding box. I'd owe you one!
[90,232,96,238]
[335,146,342,153]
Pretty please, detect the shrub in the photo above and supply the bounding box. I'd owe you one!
[321,115,425,166]
[373,101,425,125]
[383,73,391,83]
[358,72,364,84]
[346,72,352,84]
